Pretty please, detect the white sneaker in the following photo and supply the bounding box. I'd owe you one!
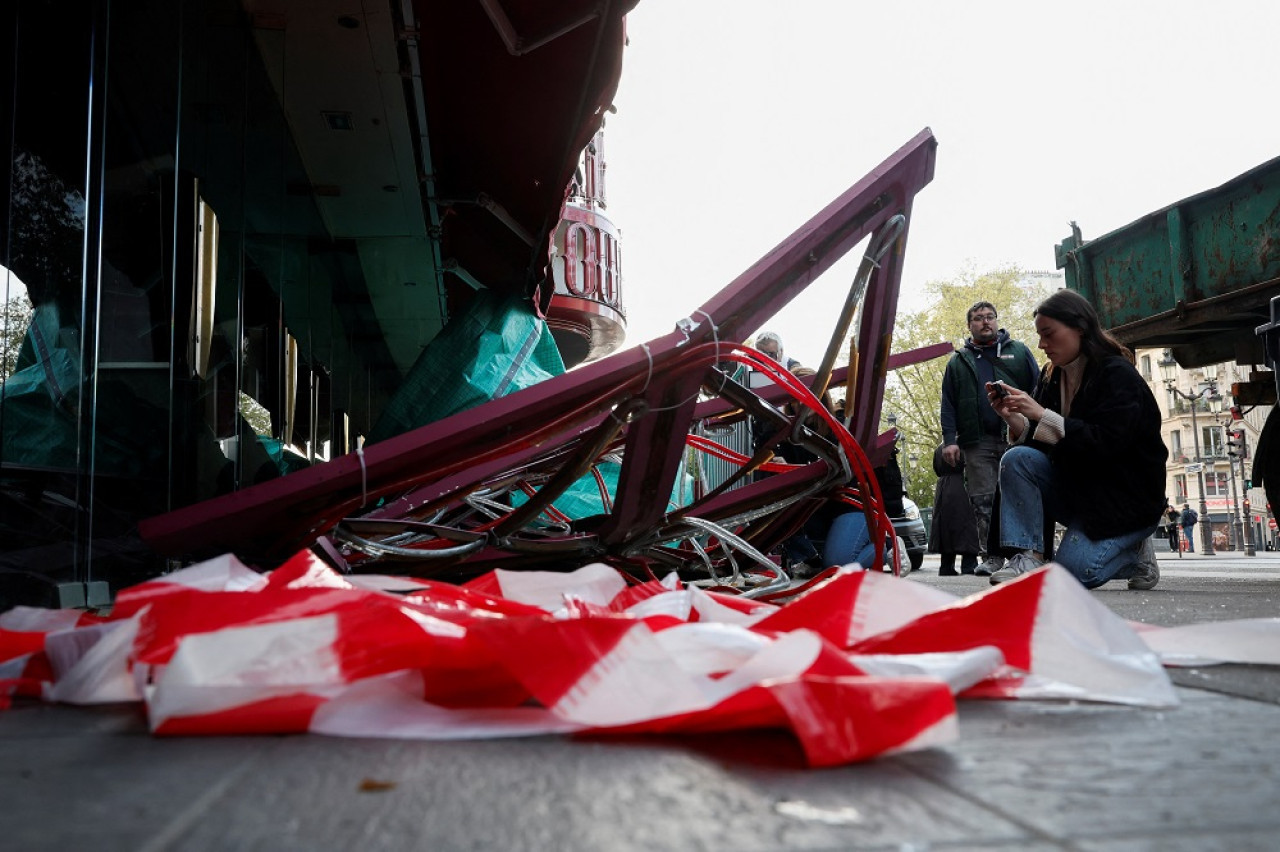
[973,555,1004,577]
[989,551,1043,585]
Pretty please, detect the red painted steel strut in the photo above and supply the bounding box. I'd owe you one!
[139,129,939,580]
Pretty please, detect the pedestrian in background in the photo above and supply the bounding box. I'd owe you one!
[1165,503,1180,552]
[755,330,801,371]
[1180,503,1198,551]
[927,445,980,575]
[939,301,1040,577]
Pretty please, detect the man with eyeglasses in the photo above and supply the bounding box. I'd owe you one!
[755,331,800,371]
[939,301,1039,575]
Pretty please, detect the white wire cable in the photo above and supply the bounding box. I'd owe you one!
[680,516,790,596]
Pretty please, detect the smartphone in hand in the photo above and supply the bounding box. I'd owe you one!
[989,381,1009,399]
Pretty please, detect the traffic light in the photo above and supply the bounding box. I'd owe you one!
[1227,428,1248,459]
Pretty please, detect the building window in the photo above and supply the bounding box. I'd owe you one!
[1169,430,1182,460]
[1202,425,1224,458]
[599,233,614,305]
[614,242,623,308]
[1205,471,1229,498]
[1141,354,1151,380]
[1174,474,1187,502]
[566,224,596,297]
[583,143,597,201]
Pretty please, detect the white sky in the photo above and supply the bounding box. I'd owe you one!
[603,0,1280,367]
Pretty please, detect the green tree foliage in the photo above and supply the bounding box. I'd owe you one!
[882,265,1053,507]
[238,391,274,437]
[2,292,34,380]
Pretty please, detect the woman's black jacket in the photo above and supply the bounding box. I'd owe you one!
[1022,354,1168,539]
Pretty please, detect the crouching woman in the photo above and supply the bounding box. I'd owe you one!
[985,289,1166,589]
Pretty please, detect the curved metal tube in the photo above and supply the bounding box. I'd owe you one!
[676,516,791,597]
[492,398,644,537]
[339,517,486,544]
[334,528,487,561]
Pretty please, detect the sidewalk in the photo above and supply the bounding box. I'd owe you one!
[4,687,1277,851]
[921,547,1280,579]
[4,559,1280,850]
[1149,545,1280,579]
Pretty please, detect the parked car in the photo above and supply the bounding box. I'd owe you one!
[892,497,928,572]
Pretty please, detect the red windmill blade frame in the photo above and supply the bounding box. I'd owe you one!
[140,129,940,580]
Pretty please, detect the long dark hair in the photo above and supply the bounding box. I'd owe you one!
[1033,289,1132,363]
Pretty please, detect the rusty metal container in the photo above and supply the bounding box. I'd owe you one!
[1055,155,1280,368]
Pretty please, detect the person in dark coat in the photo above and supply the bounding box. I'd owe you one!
[1164,503,1180,552]
[927,445,980,575]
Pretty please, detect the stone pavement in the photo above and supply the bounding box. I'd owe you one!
[3,556,1280,851]
[917,548,1280,711]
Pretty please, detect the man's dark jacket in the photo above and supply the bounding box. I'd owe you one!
[941,330,1039,447]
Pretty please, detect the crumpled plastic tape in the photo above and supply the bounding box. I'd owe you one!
[7,557,1267,765]
[1131,618,1280,667]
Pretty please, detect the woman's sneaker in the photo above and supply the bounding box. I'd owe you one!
[1127,538,1160,590]
[989,551,1043,585]
[973,555,1004,577]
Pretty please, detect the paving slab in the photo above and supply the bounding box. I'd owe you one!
[4,553,1280,850]
[914,552,1280,706]
[4,679,1280,851]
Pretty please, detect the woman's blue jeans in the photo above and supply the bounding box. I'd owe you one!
[998,446,1156,589]
[822,511,878,570]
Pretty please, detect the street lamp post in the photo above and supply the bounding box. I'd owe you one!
[1159,355,1217,556]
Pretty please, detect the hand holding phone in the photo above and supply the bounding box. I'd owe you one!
[988,380,1009,399]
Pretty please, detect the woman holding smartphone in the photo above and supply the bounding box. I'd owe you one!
[983,289,1166,589]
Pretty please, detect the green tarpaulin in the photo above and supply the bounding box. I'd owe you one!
[368,292,565,444]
